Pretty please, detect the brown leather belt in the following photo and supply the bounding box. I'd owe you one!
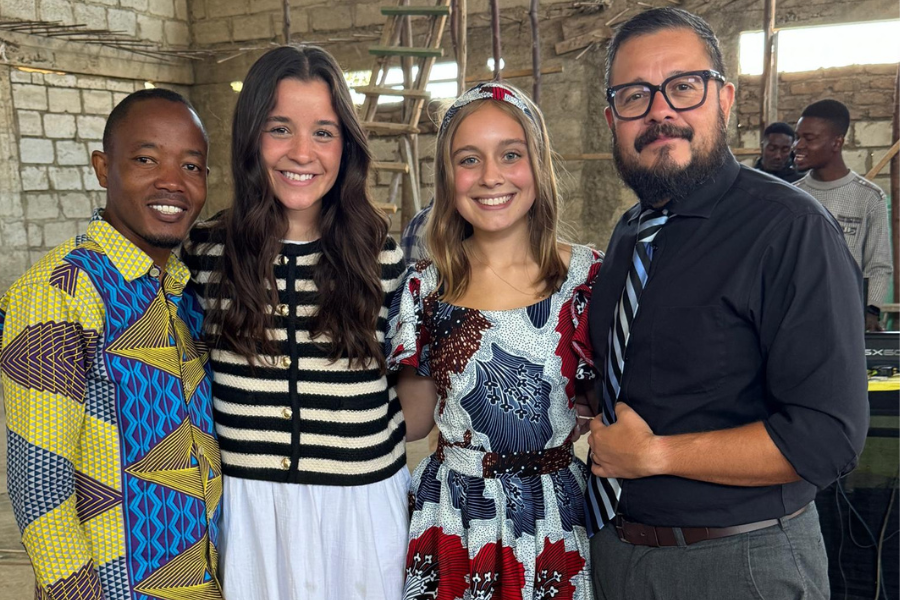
[436,435,573,479]
[614,504,809,547]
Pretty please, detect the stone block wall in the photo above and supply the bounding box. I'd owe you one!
[188,0,604,242]
[187,0,898,251]
[187,0,578,48]
[0,0,197,293]
[11,69,136,255]
[0,64,192,292]
[0,0,191,46]
[736,64,897,193]
[1,0,897,293]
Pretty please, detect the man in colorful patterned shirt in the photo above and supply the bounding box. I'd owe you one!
[0,88,223,600]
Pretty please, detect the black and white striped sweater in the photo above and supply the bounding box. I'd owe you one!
[182,224,407,486]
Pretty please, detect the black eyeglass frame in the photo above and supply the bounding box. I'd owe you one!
[606,69,727,121]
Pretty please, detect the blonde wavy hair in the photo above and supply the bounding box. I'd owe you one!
[425,86,566,302]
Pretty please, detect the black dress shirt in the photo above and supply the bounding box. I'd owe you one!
[589,155,869,528]
[753,157,806,183]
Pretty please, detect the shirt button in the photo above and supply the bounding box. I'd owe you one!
[276,255,289,266]
[281,407,292,419]
[149,266,161,278]
[276,303,289,316]
[281,356,291,368]
[281,457,291,470]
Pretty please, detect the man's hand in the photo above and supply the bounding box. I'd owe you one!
[587,403,664,479]
[588,407,802,486]
[865,312,884,332]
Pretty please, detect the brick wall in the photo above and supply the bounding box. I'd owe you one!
[736,64,897,192]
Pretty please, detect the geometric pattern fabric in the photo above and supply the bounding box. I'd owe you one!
[98,557,131,599]
[0,213,222,600]
[44,560,104,599]
[84,355,118,425]
[74,471,122,522]
[6,429,73,532]
[0,320,99,402]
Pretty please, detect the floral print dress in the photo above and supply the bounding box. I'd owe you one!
[386,244,602,600]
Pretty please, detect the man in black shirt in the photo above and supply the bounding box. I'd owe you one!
[586,8,868,600]
[754,121,805,182]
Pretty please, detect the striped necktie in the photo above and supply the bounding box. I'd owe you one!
[585,207,669,534]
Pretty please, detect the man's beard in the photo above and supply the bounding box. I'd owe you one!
[143,234,183,249]
[612,112,730,209]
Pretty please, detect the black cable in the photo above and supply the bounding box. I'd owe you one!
[874,468,899,600]
[836,480,849,600]
[839,478,880,549]
[835,476,893,600]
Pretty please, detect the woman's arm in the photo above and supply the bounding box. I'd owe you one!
[397,367,438,441]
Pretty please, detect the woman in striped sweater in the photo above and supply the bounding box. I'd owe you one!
[182,46,408,600]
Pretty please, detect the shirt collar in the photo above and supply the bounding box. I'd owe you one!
[87,208,190,285]
[627,152,741,223]
[798,169,857,190]
[755,157,798,178]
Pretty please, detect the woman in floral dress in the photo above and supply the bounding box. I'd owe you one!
[386,82,601,600]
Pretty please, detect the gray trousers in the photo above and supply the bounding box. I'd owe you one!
[591,503,830,600]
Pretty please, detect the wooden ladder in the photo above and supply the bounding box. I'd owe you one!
[357,0,451,221]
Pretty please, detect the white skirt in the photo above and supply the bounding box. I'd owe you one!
[219,469,411,600]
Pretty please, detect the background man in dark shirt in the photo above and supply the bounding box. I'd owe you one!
[754,121,804,182]
[586,8,869,600]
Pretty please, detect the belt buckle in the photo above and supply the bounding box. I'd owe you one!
[640,524,661,547]
[485,451,527,478]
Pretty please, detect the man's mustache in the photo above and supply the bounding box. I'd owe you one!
[634,123,694,153]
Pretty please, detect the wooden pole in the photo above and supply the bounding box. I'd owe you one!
[759,0,777,136]
[450,0,459,82]
[490,0,502,81]
[768,33,779,123]
[866,141,900,181]
[559,147,760,161]
[466,64,562,84]
[530,0,541,105]
[401,10,413,110]
[457,0,467,96]
[891,64,899,304]
[282,0,291,45]
[400,6,415,229]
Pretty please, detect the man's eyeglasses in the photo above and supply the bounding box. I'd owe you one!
[606,70,726,121]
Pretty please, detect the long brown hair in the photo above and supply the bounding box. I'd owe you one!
[206,45,388,371]
[427,89,566,302]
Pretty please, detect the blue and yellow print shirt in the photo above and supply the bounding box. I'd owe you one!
[0,213,222,600]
